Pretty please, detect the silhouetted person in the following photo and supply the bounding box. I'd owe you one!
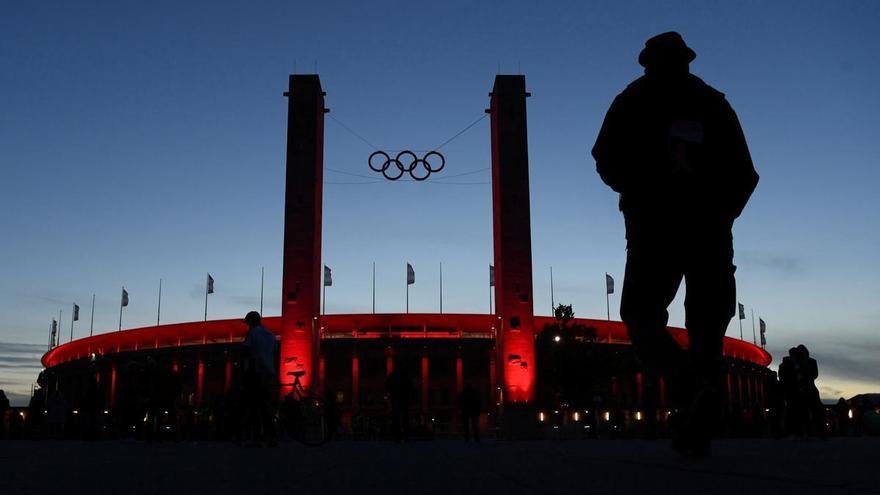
[834,397,850,436]
[593,32,759,457]
[241,311,277,446]
[386,366,413,442]
[795,344,826,438]
[458,383,481,442]
[779,347,805,436]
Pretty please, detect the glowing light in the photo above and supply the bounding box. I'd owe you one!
[573,411,580,422]
[539,412,545,422]
[635,411,642,421]
[553,335,561,342]
[603,411,610,422]
[72,410,79,415]
[848,409,853,419]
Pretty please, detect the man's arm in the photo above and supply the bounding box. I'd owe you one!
[593,95,631,193]
[717,98,759,219]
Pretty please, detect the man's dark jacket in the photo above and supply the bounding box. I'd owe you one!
[593,73,759,237]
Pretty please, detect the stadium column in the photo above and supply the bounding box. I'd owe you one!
[351,354,359,414]
[421,355,430,413]
[280,74,327,397]
[489,75,536,404]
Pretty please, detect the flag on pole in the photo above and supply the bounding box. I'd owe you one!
[121,288,129,307]
[50,319,58,347]
[489,265,495,287]
[759,318,767,346]
[324,265,333,286]
[738,302,745,320]
[606,273,614,295]
[207,273,214,294]
[407,263,415,285]
[73,304,80,321]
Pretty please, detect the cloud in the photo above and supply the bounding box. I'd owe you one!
[804,338,880,396]
[0,342,44,401]
[221,294,261,308]
[737,251,804,275]
[0,362,43,369]
[4,391,33,407]
[1,290,69,306]
[0,342,44,354]
[819,384,843,398]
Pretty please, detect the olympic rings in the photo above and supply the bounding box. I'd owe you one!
[368,150,446,181]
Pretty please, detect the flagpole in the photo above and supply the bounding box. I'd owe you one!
[550,266,555,314]
[488,283,492,314]
[157,278,162,326]
[260,266,264,315]
[59,309,63,343]
[89,294,95,336]
[439,261,443,314]
[751,308,756,345]
[372,262,376,314]
[606,274,610,321]
[322,271,326,315]
[489,265,495,314]
[204,274,209,322]
[738,312,743,340]
[118,287,123,332]
[70,303,75,342]
[406,262,409,314]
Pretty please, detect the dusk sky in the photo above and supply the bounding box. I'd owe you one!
[1,1,878,405]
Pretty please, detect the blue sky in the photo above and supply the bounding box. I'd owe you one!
[1,0,878,405]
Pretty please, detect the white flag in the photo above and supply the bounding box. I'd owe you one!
[207,273,214,294]
[73,304,80,321]
[407,263,415,285]
[489,265,495,287]
[605,273,614,295]
[121,288,129,307]
[324,265,332,287]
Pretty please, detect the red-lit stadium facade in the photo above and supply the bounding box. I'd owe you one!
[40,74,773,436]
[41,315,771,435]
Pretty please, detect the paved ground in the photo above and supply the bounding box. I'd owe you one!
[1,438,878,494]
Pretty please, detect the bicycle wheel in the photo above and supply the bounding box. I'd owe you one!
[291,397,328,446]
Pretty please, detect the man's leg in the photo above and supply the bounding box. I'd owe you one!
[681,234,736,449]
[621,243,689,406]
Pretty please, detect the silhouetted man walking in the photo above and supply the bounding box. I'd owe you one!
[592,32,758,457]
[241,311,277,446]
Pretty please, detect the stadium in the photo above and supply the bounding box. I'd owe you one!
[36,74,773,438]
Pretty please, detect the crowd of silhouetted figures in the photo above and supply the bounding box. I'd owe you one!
[1,350,878,442]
